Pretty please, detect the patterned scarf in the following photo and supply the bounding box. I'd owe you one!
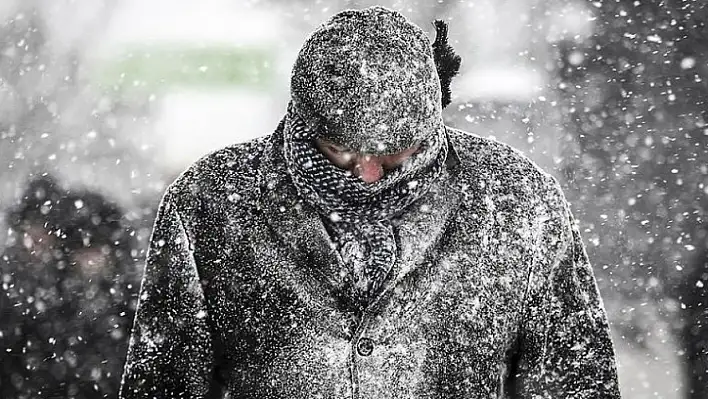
[282,103,448,304]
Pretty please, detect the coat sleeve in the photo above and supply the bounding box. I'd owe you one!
[510,181,621,398]
[119,189,215,398]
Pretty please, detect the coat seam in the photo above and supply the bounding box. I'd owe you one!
[350,339,360,399]
[173,199,199,279]
[173,198,220,393]
[514,188,554,375]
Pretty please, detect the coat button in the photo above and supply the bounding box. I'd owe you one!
[357,337,374,357]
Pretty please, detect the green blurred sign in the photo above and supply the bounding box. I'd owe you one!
[98,45,274,90]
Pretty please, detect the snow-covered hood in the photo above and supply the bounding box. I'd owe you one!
[289,6,443,155]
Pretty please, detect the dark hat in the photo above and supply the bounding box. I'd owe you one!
[6,175,65,230]
[290,6,444,155]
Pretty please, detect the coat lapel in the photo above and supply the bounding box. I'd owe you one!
[393,168,461,282]
[256,128,352,311]
[369,143,463,309]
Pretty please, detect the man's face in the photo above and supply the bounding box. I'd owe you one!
[20,223,57,259]
[315,138,420,183]
[71,247,111,278]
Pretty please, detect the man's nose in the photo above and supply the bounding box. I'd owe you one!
[354,155,384,183]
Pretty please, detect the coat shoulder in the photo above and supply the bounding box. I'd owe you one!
[163,135,271,212]
[446,127,566,211]
[447,127,548,182]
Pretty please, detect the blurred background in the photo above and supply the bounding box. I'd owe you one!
[0,0,706,398]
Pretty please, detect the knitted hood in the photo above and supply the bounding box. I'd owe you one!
[290,6,450,155]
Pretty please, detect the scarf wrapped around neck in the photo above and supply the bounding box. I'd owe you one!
[282,103,448,305]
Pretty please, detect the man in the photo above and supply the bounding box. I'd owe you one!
[120,6,621,398]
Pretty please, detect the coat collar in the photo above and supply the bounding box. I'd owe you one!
[255,120,462,313]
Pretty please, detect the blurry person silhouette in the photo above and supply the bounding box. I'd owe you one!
[1,175,139,399]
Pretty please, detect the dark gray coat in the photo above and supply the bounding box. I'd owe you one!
[120,124,621,398]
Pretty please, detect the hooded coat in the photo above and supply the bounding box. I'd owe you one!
[1,177,139,399]
[119,126,620,398]
[120,7,620,399]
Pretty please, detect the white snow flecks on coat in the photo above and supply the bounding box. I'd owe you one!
[119,125,621,398]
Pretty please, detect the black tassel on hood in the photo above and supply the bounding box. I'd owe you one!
[432,20,461,109]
